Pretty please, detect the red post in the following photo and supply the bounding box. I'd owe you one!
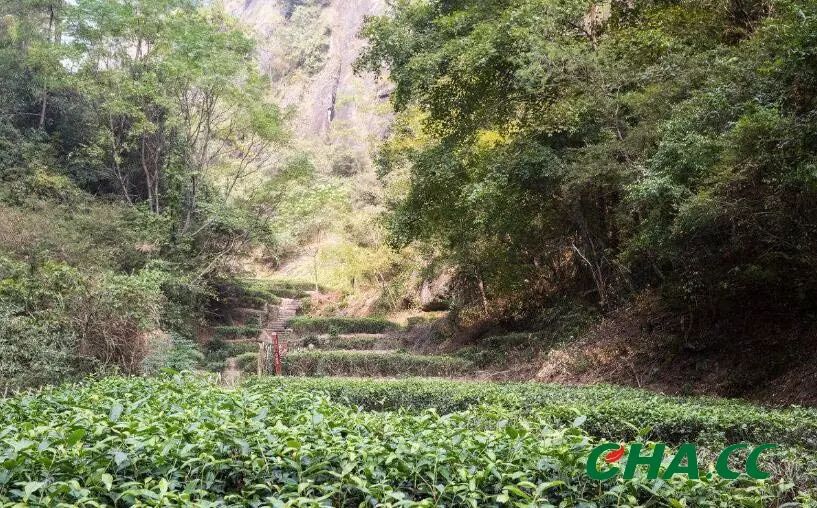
[272,332,282,376]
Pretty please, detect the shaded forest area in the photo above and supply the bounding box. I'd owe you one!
[357,0,817,398]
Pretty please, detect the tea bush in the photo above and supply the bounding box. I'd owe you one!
[235,351,259,372]
[201,339,259,372]
[247,278,325,293]
[213,326,263,339]
[267,287,310,299]
[298,334,396,350]
[214,279,283,307]
[0,375,798,505]
[288,316,400,334]
[282,351,472,377]
[271,377,817,449]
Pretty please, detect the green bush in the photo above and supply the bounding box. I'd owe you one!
[0,304,80,390]
[274,377,817,449]
[227,342,259,356]
[299,335,381,350]
[250,278,325,292]
[238,278,320,299]
[288,316,399,334]
[454,345,505,368]
[200,339,258,372]
[0,375,798,505]
[235,352,258,372]
[202,360,226,373]
[215,279,282,309]
[141,333,203,374]
[213,326,263,339]
[282,351,472,377]
[406,315,437,329]
[454,332,541,368]
[0,257,167,389]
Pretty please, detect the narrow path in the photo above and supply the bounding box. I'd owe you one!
[265,298,299,332]
[220,297,301,383]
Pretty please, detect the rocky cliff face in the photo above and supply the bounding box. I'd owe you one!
[225,0,401,305]
[226,0,391,155]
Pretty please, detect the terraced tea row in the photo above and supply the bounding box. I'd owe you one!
[0,375,804,506]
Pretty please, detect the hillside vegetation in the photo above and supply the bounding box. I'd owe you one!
[359,0,817,332]
[3,1,817,505]
[0,0,283,389]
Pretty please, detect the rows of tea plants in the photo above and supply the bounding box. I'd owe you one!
[282,350,473,377]
[268,377,817,448]
[287,316,400,334]
[0,374,803,506]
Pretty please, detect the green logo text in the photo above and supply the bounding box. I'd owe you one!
[586,442,777,481]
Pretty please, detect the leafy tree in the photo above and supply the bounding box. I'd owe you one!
[361,0,817,321]
[0,0,287,388]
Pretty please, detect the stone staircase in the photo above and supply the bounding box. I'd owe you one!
[218,297,302,382]
[265,298,299,333]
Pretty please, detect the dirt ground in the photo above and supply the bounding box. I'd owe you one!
[529,292,817,407]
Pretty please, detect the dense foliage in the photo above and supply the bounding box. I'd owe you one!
[276,377,817,448]
[298,334,400,350]
[282,350,473,377]
[288,316,400,334]
[360,0,817,321]
[0,0,284,388]
[0,374,803,505]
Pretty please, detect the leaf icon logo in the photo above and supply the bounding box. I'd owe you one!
[604,445,626,463]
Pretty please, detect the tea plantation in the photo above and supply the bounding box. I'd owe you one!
[0,374,812,506]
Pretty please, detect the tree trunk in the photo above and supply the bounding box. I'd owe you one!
[477,273,489,315]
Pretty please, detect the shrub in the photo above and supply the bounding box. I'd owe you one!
[227,342,259,356]
[0,257,166,388]
[141,333,203,374]
[200,339,258,372]
[454,345,505,368]
[267,287,310,299]
[0,375,797,505]
[235,352,258,372]
[263,278,326,292]
[0,304,79,391]
[406,315,437,329]
[213,326,263,339]
[479,332,537,349]
[298,335,379,350]
[282,351,472,377]
[213,279,282,310]
[288,316,399,334]
[202,360,226,373]
[274,377,817,449]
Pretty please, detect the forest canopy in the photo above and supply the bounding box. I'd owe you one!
[359,0,817,321]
